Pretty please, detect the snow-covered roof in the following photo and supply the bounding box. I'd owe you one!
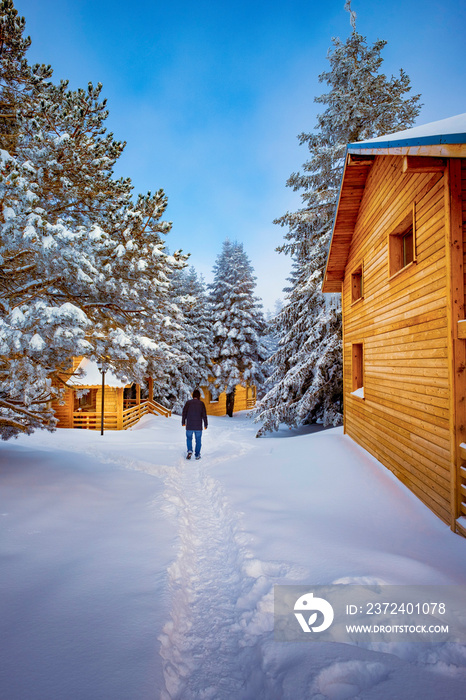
[66,357,130,388]
[348,112,466,156]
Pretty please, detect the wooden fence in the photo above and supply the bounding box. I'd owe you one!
[72,399,171,431]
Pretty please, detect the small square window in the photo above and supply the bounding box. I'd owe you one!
[76,389,97,410]
[351,266,363,303]
[207,389,219,404]
[389,206,416,277]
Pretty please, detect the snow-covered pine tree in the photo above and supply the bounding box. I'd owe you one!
[254,258,343,435]
[86,188,187,390]
[254,2,421,436]
[159,266,213,412]
[0,1,186,439]
[260,301,283,388]
[209,240,266,416]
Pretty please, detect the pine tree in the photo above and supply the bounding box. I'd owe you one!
[209,240,266,416]
[254,2,421,435]
[0,0,53,152]
[0,1,186,439]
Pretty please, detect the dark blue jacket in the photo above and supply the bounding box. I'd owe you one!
[182,398,208,430]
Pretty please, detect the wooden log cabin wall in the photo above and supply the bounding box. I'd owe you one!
[52,358,170,430]
[322,114,466,534]
[201,384,257,416]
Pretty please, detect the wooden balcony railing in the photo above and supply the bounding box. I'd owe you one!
[72,399,171,431]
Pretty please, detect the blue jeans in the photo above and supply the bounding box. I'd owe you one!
[186,429,202,457]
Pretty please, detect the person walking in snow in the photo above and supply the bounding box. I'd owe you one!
[181,389,208,460]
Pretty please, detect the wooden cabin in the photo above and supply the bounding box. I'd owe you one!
[322,113,466,535]
[201,383,257,416]
[52,357,171,430]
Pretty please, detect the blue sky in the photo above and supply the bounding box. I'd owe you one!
[14,0,466,310]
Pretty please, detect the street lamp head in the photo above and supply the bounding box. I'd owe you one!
[96,358,107,437]
[96,359,108,374]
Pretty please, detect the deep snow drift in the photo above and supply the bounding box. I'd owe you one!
[1,413,466,700]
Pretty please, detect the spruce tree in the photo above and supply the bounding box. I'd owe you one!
[160,266,213,412]
[209,240,266,416]
[254,2,421,435]
[261,303,282,384]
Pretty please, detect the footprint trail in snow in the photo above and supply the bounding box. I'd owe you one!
[158,451,280,700]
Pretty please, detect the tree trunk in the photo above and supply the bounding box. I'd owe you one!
[226,389,235,417]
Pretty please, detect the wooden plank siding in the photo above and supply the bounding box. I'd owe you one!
[54,385,120,428]
[53,387,74,428]
[462,159,466,293]
[202,384,256,416]
[343,154,453,523]
[203,392,227,417]
[458,158,466,530]
[444,159,466,530]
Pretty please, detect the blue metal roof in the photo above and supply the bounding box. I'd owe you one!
[347,112,466,152]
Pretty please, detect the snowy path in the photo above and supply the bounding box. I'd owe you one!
[160,458,255,698]
[157,427,279,699]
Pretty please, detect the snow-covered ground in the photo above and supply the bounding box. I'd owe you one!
[2,413,466,700]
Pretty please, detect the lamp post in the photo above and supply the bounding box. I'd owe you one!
[97,360,107,436]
